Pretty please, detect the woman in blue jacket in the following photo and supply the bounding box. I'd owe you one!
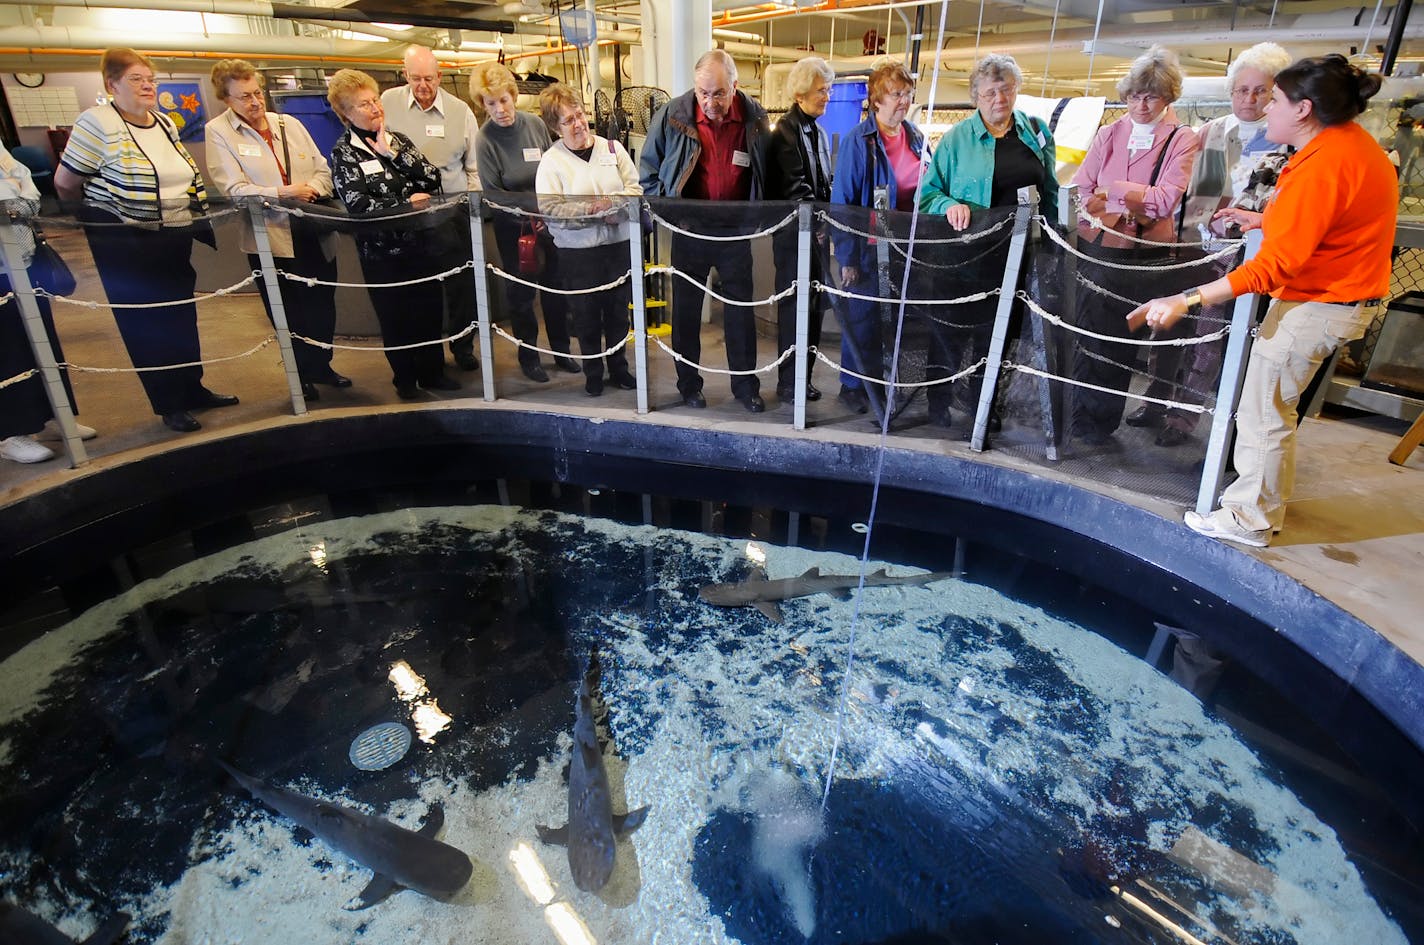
[917,53,1057,429]
[831,60,928,417]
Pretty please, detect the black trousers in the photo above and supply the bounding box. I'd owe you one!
[247,232,337,380]
[436,219,477,361]
[0,292,74,437]
[360,252,446,388]
[562,242,631,380]
[670,233,758,399]
[85,224,207,416]
[772,226,827,391]
[493,217,571,367]
[1071,245,1158,437]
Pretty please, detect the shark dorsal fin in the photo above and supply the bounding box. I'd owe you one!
[800,567,821,578]
[869,568,889,578]
[614,805,651,837]
[536,823,570,846]
[750,565,769,582]
[417,804,445,838]
[349,872,399,910]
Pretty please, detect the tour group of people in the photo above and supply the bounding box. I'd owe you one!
[3,42,1398,548]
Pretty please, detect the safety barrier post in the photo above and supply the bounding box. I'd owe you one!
[791,202,812,431]
[970,187,1037,452]
[0,212,87,465]
[1196,231,1262,515]
[247,199,307,416]
[627,198,649,415]
[467,196,496,402]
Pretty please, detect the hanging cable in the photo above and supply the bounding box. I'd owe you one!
[1085,0,1107,94]
[1362,0,1387,60]
[973,0,987,63]
[1042,0,1063,97]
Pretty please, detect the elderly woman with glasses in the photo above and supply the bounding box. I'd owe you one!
[918,52,1057,429]
[830,59,928,419]
[55,47,238,435]
[1068,44,1201,445]
[328,68,458,400]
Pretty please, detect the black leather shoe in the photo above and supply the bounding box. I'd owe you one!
[192,388,239,409]
[311,370,352,388]
[162,411,201,432]
[610,371,637,390]
[1155,426,1190,447]
[1125,405,1164,427]
[422,374,461,391]
[555,355,581,374]
[738,394,766,413]
[455,352,480,372]
[838,386,869,414]
[395,382,422,400]
[682,391,707,408]
[300,382,319,401]
[805,381,822,402]
[585,376,604,397]
[522,362,550,383]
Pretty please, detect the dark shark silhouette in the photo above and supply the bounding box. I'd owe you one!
[536,656,649,891]
[217,760,473,909]
[699,566,954,621]
[0,904,127,945]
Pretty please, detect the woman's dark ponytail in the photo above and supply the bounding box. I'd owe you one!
[1275,53,1382,126]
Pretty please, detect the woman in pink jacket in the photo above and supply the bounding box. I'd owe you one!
[1070,45,1201,444]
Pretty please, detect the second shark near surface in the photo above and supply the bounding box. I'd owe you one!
[699,566,955,622]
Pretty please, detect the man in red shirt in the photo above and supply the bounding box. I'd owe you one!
[640,49,771,411]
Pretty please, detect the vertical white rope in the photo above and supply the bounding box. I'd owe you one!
[1362,0,1387,60]
[1085,0,1107,94]
[821,0,954,814]
[1042,0,1064,97]
[973,0,987,63]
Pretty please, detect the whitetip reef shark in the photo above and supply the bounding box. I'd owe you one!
[536,655,649,891]
[699,566,955,622]
[216,759,474,909]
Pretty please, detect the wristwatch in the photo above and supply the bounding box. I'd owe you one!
[1181,287,1204,312]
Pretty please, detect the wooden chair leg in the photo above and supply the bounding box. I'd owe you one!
[1388,411,1424,466]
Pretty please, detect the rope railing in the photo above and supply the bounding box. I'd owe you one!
[23,337,279,375]
[815,281,998,307]
[816,209,1015,245]
[816,350,988,389]
[279,262,472,290]
[649,334,794,376]
[288,323,476,353]
[482,195,628,224]
[646,207,798,241]
[1017,292,1230,347]
[492,323,625,360]
[43,274,260,308]
[1070,197,1244,251]
[33,205,246,229]
[647,265,796,307]
[268,193,470,223]
[1038,219,1242,269]
[0,368,38,389]
[1004,360,1214,415]
[486,263,632,295]
[1074,270,1233,325]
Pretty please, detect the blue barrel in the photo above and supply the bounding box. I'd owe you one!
[817,79,867,161]
[271,91,346,158]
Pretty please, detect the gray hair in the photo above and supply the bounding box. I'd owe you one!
[969,53,1023,101]
[787,56,834,99]
[1226,42,1292,85]
[1116,44,1184,102]
[694,48,737,85]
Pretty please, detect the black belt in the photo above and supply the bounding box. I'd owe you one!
[1337,297,1382,307]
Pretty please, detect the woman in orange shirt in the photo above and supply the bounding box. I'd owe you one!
[1131,54,1396,547]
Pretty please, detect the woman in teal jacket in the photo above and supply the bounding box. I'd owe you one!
[917,53,1057,429]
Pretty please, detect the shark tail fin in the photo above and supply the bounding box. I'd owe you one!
[79,913,131,945]
[536,823,570,847]
[614,805,651,837]
[417,804,446,838]
[348,873,400,910]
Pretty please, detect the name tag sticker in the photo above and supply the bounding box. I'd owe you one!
[237,143,262,157]
[523,147,542,162]
[1036,131,1047,148]
[359,159,384,176]
[732,149,751,167]
[597,150,618,166]
[426,124,445,138]
[1128,132,1155,150]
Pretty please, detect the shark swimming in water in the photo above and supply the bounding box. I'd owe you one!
[699,566,955,622]
[216,760,474,909]
[536,655,649,892]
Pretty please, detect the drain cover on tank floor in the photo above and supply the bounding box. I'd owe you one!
[349,721,412,771]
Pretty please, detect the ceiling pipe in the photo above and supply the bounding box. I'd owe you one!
[0,23,492,60]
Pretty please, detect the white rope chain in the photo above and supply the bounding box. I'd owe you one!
[289,322,476,352]
[1038,219,1242,270]
[44,274,260,309]
[1005,361,1213,415]
[271,194,469,223]
[815,351,988,389]
[649,334,793,376]
[1017,292,1229,347]
[1072,198,1243,250]
[40,206,245,229]
[487,263,632,295]
[492,323,625,360]
[279,261,473,289]
[815,281,999,307]
[0,368,38,389]
[816,209,1014,245]
[481,196,624,224]
[1074,270,1232,326]
[646,265,796,307]
[29,337,278,374]
[647,207,798,241]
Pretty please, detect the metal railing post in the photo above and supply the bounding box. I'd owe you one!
[970,187,1037,452]
[468,195,496,402]
[792,202,812,431]
[1196,230,1262,515]
[247,199,307,415]
[0,213,88,464]
[627,198,649,415]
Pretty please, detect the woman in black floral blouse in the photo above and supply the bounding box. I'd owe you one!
[328,68,459,399]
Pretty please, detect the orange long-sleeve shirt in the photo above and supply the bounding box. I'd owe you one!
[1227,120,1396,302]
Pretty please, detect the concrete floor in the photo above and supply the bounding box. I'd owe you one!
[4,224,1423,673]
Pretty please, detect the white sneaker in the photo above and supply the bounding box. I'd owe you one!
[0,435,56,464]
[37,418,97,442]
[1184,509,1269,548]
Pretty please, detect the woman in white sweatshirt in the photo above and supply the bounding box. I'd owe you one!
[534,84,643,397]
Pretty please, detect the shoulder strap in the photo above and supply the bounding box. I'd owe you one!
[279,115,292,182]
[1149,125,1182,187]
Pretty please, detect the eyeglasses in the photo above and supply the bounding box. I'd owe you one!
[977,86,1016,102]
[695,87,731,103]
[406,73,439,84]
[559,108,587,128]
[1126,92,1164,105]
[122,73,157,89]
[350,98,382,113]
[804,85,831,99]
[883,89,915,102]
[231,91,265,104]
[1231,85,1271,98]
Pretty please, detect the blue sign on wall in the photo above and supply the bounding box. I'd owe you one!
[157,82,206,142]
